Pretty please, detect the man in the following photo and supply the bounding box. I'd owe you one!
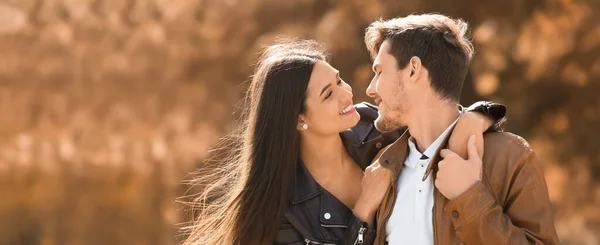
[364,14,559,244]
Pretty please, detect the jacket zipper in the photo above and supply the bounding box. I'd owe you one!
[320,224,348,228]
[304,238,335,245]
[352,222,367,245]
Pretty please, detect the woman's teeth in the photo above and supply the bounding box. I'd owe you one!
[339,104,353,115]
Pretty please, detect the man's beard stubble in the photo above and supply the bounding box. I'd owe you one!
[374,110,405,132]
[374,79,407,133]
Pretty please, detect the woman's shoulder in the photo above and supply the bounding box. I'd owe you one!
[341,102,404,169]
[354,102,379,123]
[342,102,380,146]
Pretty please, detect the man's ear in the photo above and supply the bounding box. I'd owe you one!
[409,56,422,81]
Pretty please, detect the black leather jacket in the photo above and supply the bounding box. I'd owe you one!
[273,102,506,245]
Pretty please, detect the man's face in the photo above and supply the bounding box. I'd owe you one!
[366,40,413,132]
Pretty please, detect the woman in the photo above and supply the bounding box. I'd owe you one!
[182,39,504,245]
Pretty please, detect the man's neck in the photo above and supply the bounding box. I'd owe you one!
[407,101,460,153]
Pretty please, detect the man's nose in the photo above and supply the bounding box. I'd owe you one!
[366,77,377,98]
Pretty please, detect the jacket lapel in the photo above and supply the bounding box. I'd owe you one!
[377,130,411,176]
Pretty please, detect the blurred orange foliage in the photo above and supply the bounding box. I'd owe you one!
[0,0,598,244]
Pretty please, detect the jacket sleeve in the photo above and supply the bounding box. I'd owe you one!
[342,145,392,245]
[443,150,559,245]
[465,101,507,133]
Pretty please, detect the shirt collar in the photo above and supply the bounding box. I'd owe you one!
[405,109,463,168]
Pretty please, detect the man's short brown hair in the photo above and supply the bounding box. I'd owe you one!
[365,14,474,102]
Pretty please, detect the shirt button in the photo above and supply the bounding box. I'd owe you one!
[452,211,459,219]
[376,142,383,149]
[324,213,331,220]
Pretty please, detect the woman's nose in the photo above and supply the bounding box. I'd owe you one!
[340,86,353,101]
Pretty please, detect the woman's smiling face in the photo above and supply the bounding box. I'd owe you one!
[300,60,360,135]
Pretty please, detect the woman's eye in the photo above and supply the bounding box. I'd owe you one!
[324,91,333,100]
[337,78,343,85]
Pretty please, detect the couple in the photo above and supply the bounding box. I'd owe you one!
[185,14,559,245]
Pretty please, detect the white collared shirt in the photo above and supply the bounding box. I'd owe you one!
[385,114,461,244]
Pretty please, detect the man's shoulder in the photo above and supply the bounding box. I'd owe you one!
[482,132,536,170]
[483,132,533,154]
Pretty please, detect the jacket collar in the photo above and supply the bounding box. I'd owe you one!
[289,159,352,226]
[290,159,320,204]
[423,106,464,180]
[422,126,455,181]
[378,130,411,177]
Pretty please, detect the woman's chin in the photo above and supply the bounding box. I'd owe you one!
[339,113,361,132]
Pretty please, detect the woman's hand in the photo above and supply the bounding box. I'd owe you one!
[448,111,493,159]
[353,160,393,226]
[436,135,483,200]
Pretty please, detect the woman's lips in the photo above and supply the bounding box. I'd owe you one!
[340,106,356,115]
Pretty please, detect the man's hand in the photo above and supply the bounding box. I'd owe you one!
[435,135,482,200]
[353,160,393,226]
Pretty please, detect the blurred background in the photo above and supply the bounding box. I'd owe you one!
[0,0,598,244]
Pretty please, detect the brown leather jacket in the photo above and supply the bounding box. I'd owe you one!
[374,129,559,244]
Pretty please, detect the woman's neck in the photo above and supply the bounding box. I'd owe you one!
[299,133,345,173]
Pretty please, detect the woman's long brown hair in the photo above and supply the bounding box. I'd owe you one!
[182,39,327,245]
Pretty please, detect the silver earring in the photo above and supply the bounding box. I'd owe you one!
[301,123,308,130]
